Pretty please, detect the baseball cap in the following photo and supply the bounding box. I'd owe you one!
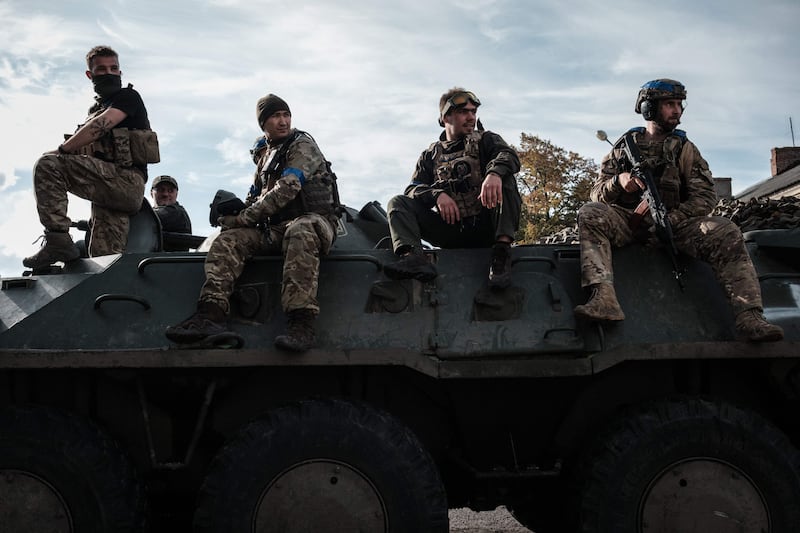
[151,175,178,190]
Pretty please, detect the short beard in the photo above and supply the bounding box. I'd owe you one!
[655,116,680,133]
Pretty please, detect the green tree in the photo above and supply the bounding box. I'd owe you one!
[514,133,597,243]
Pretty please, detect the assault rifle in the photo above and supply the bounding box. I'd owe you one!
[619,131,685,290]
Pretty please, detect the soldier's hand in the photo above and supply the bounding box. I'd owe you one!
[479,172,503,208]
[218,215,246,230]
[619,172,644,192]
[436,193,461,225]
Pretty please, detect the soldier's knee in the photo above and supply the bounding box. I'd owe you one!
[33,154,61,182]
[700,216,741,240]
[577,202,609,225]
[387,194,414,213]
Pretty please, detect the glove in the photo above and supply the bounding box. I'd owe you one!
[218,214,246,230]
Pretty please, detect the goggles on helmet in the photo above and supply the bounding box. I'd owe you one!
[440,91,481,118]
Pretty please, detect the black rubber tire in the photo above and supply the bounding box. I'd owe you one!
[194,398,448,532]
[575,398,800,533]
[0,405,146,532]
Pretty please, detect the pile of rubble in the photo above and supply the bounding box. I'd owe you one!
[534,197,799,244]
[536,225,579,244]
[712,196,800,231]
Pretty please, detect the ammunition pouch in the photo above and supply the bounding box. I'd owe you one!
[209,190,246,227]
[112,128,160,167]
[63,128,160,167]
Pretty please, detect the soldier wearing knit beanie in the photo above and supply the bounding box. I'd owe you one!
[256,94,291,129]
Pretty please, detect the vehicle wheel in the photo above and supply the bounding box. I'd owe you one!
[576,398,800,533]
[0,405,146,532]
[194,398,448,532]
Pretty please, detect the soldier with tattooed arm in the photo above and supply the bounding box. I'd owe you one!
[24,45,157,268]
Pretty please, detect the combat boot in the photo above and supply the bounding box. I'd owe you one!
[165,301,229,343]
[735,308,784,342]
[23,230,79,269]
[383,248,437,282]
[488,242,512,289]
[573,283,625,322]
[275,309,316,352]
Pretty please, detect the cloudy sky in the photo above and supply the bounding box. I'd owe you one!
[1,0,798,277]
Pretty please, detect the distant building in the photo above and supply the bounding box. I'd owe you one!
[735,147,800,201]
[713,177,732,200]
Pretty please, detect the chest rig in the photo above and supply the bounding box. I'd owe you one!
[432,131,484,218]
[628,127,687,209]
[259,131,340,224]
[74,86,159,167]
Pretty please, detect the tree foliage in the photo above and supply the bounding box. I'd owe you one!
[514,133,597,243]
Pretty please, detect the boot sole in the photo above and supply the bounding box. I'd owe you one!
[573,307,625,322]
[383,266,437,282]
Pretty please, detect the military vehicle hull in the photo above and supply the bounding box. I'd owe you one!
[1,206,799,532]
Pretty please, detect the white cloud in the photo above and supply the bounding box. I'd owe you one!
[0,0,798,277]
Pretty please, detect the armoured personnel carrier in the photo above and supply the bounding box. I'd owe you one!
[1,198,799,532]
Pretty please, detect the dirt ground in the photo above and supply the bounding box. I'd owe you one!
[449,506,533,532]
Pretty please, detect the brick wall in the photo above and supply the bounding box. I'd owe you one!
[771,147,800,176]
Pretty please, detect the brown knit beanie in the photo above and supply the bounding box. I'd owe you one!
[256,94,291,128]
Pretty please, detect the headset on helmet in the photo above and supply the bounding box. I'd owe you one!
[635,79,687,121]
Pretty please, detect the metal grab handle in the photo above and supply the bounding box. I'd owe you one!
[94,293,151,310]
[138,253,382,275]
[138,255,205,275]
[511,256,557,270]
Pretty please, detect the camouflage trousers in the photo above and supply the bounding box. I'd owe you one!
[33,153,145,256]
[199,213,335,315]
[578,202,762,314]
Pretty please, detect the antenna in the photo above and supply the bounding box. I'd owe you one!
[791,117,796,147]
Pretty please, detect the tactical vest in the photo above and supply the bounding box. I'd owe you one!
[431,131,485,218]
[628,127,687,209]
[260,130,340,224]
[74,86,159,168]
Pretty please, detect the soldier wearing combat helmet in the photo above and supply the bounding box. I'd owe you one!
[384,87,522,288]
[574,79,783,342]
[166,94,339,352]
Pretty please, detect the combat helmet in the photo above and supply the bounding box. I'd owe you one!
[635,79,686,121]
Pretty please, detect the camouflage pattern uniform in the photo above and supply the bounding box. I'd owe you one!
[388,130,522,251]
[32,87,149,256]
[579,128,763,315]
[34,154,145,256]
[199,129,336,315]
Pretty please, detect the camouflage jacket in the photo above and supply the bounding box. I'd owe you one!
[239,129,335,227]
[592,128,717,225]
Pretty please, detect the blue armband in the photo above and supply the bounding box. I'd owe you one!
[282,167,306,185]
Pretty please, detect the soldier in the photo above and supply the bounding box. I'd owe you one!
[24,45,155,268]
[384,87,522,288]
[166,94,339,352]
[575,79,783,342]
[150,175,192,234]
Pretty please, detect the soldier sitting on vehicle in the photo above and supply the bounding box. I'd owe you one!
[574,78,783,342]
[149,175,193,251]
[383,87,522,289]
[165,94,339,352]
[24,45,157,268]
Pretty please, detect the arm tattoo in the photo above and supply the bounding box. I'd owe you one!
[90,117,112,140]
